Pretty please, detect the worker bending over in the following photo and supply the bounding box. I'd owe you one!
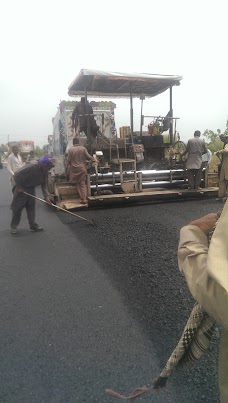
[10,155,54,234]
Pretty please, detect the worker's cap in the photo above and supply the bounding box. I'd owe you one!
[38,155,55,168]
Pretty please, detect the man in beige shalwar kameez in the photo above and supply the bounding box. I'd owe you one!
[216,141,228,201]
[67,138,97,204]
[178,203,228,402]
[106,203,228,402]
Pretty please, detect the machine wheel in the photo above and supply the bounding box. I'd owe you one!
[172,140,186,154]
[171,141,187,162]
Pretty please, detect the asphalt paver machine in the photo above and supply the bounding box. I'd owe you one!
[48,69,217,209]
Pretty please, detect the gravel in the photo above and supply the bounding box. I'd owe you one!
[57,199,221,402]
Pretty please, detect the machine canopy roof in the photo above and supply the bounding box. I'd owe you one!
[68,69,182,98]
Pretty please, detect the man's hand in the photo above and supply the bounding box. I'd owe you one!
[44,196,53,205]
[190,213,218,236]
[17,186,25,193]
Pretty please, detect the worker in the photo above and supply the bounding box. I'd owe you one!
[202,148,212,169]
[7,145,24,190]
[26,150,36,163]
[178,206,228,402]
[216,137,228,201]
[10,155,54,234]
[67,138,97,204]
[71,97,99,142]
[181,130,207,190]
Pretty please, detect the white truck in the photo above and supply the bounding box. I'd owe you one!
[48,99,117,205]
[51,99,116,157]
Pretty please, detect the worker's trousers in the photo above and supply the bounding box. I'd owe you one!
[218,179,228,198]
[187,168,202,189]
[11,187,36,229]
[76,180,87,202]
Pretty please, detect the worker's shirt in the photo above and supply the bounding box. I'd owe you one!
[7,153,23,176]
[183,138,207,169]
[14,163,49,197]
[68,145,92,170]
[72,102,94,129]
[217,144,228,180]
[202,149,212,164]
[67,145,93,184]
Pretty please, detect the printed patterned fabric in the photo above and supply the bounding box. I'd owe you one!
[154,303,215,388]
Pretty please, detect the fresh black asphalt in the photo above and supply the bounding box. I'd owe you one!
[0,168,220,402]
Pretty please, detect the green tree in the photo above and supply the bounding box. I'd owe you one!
[207,138,224,153]
[34,146,45,158]
[202,129,223,152]
[42,144,48,153]
[202,129,221,143]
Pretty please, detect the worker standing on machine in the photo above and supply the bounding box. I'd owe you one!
[181,130,207,190]
[71,97,99,143]
[67,138,98,204]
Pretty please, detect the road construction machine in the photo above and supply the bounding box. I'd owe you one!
[48,69,217,209]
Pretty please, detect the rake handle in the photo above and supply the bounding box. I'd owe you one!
[23,192,94,225]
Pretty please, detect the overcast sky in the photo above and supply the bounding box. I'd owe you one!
[1,0,227,147]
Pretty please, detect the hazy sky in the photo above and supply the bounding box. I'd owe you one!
[1,0,227,147]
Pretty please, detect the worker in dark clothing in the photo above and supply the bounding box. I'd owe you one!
[10,155,54,234]
[71,97,99,141]
[181,130,207,190]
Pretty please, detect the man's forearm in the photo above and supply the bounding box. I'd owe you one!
[7,162,14,176]
[178,224,228,329]
[41,182,49,198]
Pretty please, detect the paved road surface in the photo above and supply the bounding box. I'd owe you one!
[0,168,220,402]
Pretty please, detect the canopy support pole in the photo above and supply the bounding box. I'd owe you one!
[169,86,173,145]
[130,84,134,142]
[84,85,91,148]
[140,94,145,137]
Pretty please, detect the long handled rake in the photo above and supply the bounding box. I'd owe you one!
[23,192,95,226]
